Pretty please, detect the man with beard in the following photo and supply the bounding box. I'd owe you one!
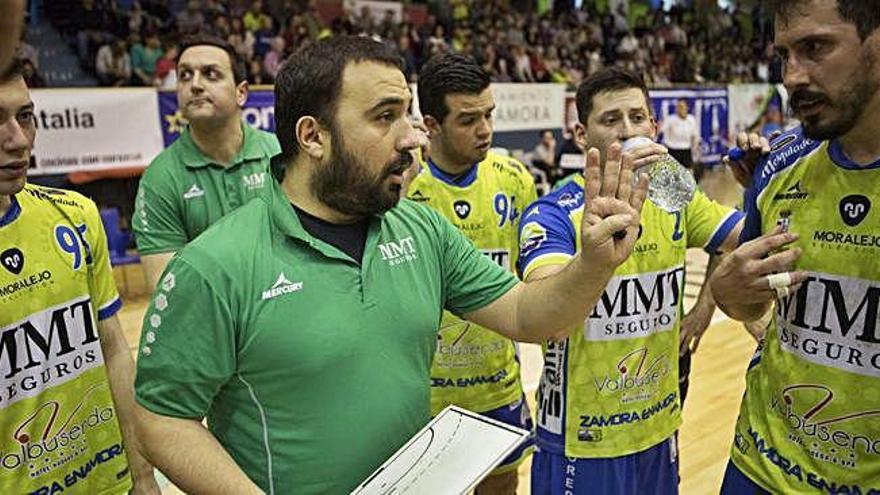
[710,0,880,493]
[409,53,538,494]
[133,34,279,290]
[132,36,650,493]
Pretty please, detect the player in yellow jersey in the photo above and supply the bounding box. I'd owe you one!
[409,53,538,494]
[0,60,159,493]
[712,1,880,492]
[520,68,744,495]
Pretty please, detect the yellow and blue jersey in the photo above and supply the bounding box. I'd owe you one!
[0,184,130,493]
[731,127,880,492]
[408,151,538,415]
[518,174,742,458]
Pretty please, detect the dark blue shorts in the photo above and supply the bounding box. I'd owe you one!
[482,395,535,473]
[531,436,678,495]
[720,460,770,494]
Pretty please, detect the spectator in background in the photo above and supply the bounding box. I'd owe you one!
[262,37,285,82]
[253,15,276,58]
[175,0,204,35]
[759,104,783,138]
[661,98,702,182]
[248,57,269,85]
[243,1,267,32]
[21,58,46,88]
[131,32,163,86]
[96,37,132,86]
[154,44,178,89]
[532,129,559,181]
[76,0,109,69]
[16,33,39,69]
[228,17,255,61]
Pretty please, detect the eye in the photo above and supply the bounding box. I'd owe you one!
[16,111,34,127]
[602,116,619,125]
[378,111,395,123]
[803,40,827,60]
[179,70,192,81]
[631,113,646,123]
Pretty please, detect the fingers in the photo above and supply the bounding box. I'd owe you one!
[691,332,703,353]
[627,143,668,169]
[630,172,649,215]
[600,143,622,197]
[592,213,634,241]
[753,247,802,275]
[737,227,798,259]
[616,150,634,202]
[583,148,601,202]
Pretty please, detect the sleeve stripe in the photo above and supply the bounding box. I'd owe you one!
[97,297,123,320]
[704,210,745,253]
[522,253,573,280]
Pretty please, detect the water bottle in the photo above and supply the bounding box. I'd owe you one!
[621,136,696,213]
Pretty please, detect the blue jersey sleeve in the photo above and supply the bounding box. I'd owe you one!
[516,198,578,278]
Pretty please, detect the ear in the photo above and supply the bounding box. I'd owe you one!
[295,116,327,160]
[423,114,442,138]
[573,122,588,151]
[236,80,249,107]
[648,116,659,140]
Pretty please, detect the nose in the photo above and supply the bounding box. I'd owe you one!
[1,118,31,155]
[782,54,809,91]
[397,119,423,152]
[190,71,204,92]
[618,117,637,142]
[476,117,491,139]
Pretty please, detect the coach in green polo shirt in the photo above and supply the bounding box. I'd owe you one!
[133,34,279,290]
[133,36,649,494]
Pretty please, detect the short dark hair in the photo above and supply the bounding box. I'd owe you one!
[417,54,490,124]
[575,68,651,124]
[769,0,880,40]
[274,35,403,164]
[0,57,24,83]
[178,34,246,84]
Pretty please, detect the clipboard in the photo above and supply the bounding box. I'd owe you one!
[351,405,531,494]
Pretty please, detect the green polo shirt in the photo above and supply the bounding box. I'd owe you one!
[133,124,280,254]
[134,180,518,493]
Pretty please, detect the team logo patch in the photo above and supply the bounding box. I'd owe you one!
[839,195,870,227]
[453,200,471,219]
[519,222,547,258]
[1,247,24,275]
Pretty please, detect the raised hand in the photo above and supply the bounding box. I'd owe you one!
[579,143,649,268]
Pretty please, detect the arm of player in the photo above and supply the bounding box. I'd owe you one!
[679,215,744,354]
[97,315,161,495]
[135,406,263,494]
[465,144,648,343]
[142,252,175,292]
[710,225,809,322]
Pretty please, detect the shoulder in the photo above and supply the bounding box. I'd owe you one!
[178,196,272,268]
[250,128,282,156]
[536,179,584,215]
[753,127,823,192]
[482,150,530,177]
[20,184,97,222]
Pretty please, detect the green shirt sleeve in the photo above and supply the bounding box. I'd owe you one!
[134,256,236,419]
[133,163,188,254]
[435,209,518,316]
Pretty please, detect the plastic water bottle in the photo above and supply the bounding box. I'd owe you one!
[621,136,696,213]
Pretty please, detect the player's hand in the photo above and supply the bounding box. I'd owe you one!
[679,300,713,356]
[626,142,668,170]
[710,225,809,310]
[579,143,649,269]
[723,131,777,188]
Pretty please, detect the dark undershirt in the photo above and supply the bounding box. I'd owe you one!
[291,203,368,264]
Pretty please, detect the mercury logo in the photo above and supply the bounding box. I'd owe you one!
[261,273,303,300]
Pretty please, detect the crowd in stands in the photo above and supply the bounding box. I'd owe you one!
[32,0,779,89]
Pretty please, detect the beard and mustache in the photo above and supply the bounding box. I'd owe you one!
[789,51,879,141]
[310,122,413,219]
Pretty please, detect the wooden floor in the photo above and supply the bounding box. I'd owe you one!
[112,166,756,494]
